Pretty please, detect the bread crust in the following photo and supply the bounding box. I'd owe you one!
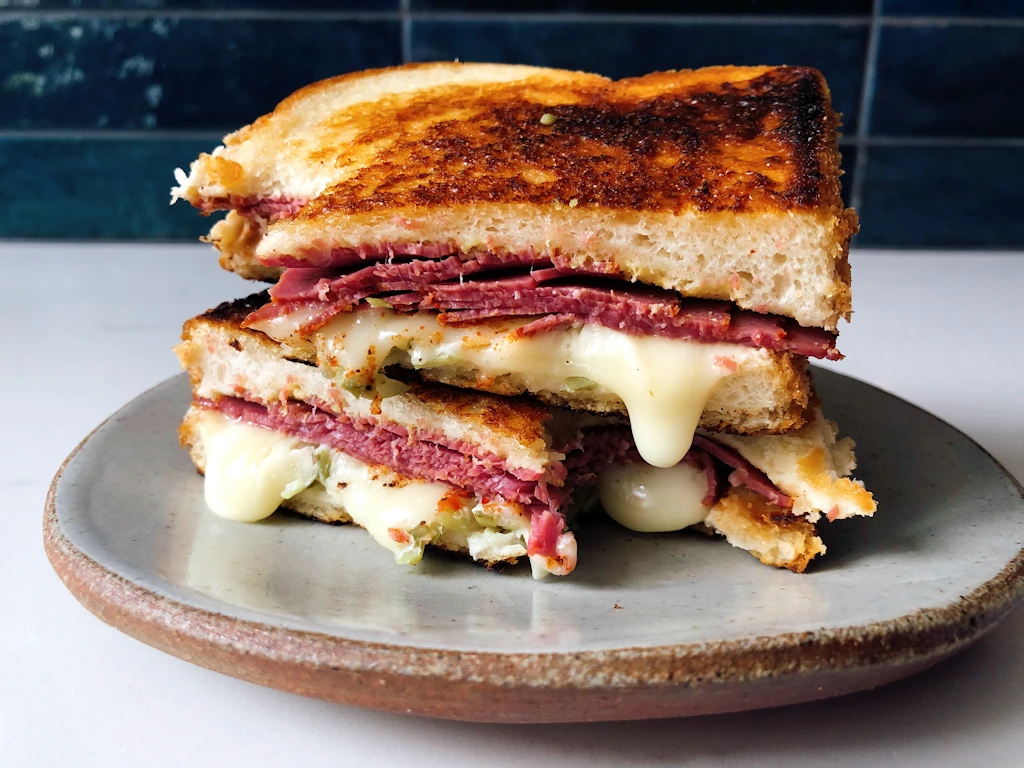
[703,487,826,573]
[190,63,844,217]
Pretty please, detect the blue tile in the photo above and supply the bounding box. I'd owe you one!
[0,138,217,239]
[881,0,1024,17]
[857,145,1024,248]
[0,17,401,130]
[411,20,868,131]
[0,1,395,8]
[871,24,1024,137]
[839,143,857,209]
[411,0,872,12]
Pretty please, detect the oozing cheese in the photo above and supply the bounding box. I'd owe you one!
[322,454,454,564]
[199,412,319,523]
[295,309,744,468]
[597,461,711,532]
[194,410,535,568]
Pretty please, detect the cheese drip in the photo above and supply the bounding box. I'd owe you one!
[199,412,319,523]
[312,309,740,468]
[597,461,712,532]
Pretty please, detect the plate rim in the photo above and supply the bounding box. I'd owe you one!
[43,373,1024,722]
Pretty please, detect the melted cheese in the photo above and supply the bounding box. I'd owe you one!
[198,412,319,523]
[318,452,451,564]
[302,309,742,468]
[597,461,711,532]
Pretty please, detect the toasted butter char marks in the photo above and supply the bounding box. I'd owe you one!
[174,64,854,330]
[253,307,744,468]
[177,63,841,215]
[598,461,711,533]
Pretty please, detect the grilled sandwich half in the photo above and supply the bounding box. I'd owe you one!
[176,297,874,576]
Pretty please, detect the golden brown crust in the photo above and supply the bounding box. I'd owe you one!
[704,487,826,573]
[203,211,283,282]
[180,63,855,328]
[283,65,844,220]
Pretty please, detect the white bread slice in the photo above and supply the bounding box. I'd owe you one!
[173,62,856,329]
[416,351,811,436]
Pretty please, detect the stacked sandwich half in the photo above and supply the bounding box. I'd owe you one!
[172,62,875,578]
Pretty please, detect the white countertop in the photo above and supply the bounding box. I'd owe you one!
[3,244,1023,767]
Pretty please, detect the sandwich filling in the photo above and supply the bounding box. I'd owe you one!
[194,408,573,577]
[245,246,841,360]
[188,392,798,576]
[232,243,838,468]
[250,306,759,468]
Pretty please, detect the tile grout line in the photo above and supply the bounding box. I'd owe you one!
[880,15,1024,27]
[399,0,412,64]
[0,10,869,24]
[854,136,1024,147]
[0,10,1021,25]
[850,0,883,213]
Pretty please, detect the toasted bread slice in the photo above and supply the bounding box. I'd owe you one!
[417,355,811,437]
[702,488,826,573]
[173,62,856,329]
[712,410,876,521]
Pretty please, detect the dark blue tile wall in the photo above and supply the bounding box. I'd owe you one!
[1,3,1021,248]
[0,17,401,130]
[0,1,397,9]
[872,23,1024,137]
[857,145,1024,248]
[0,137,214,239]
[881,0,1024,16]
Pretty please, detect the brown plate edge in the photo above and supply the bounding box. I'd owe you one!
[42,376,1024,724]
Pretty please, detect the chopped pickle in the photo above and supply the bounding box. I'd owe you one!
[565,376,598,391]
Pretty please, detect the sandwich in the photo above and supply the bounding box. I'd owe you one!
[176,296,874,576]
[171,62,875,575]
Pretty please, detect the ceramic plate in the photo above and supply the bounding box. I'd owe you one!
[45,369,1024,723]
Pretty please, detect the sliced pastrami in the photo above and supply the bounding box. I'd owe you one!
[195,195,308,221]
[196,393,794,560]
[692,435,794,509]
[251,251,841,359]
[198,395,563,511]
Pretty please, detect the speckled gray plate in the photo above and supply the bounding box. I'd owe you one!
[45,369,1024,723]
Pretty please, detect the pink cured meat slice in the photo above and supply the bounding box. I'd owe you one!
[251,252,840,358]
